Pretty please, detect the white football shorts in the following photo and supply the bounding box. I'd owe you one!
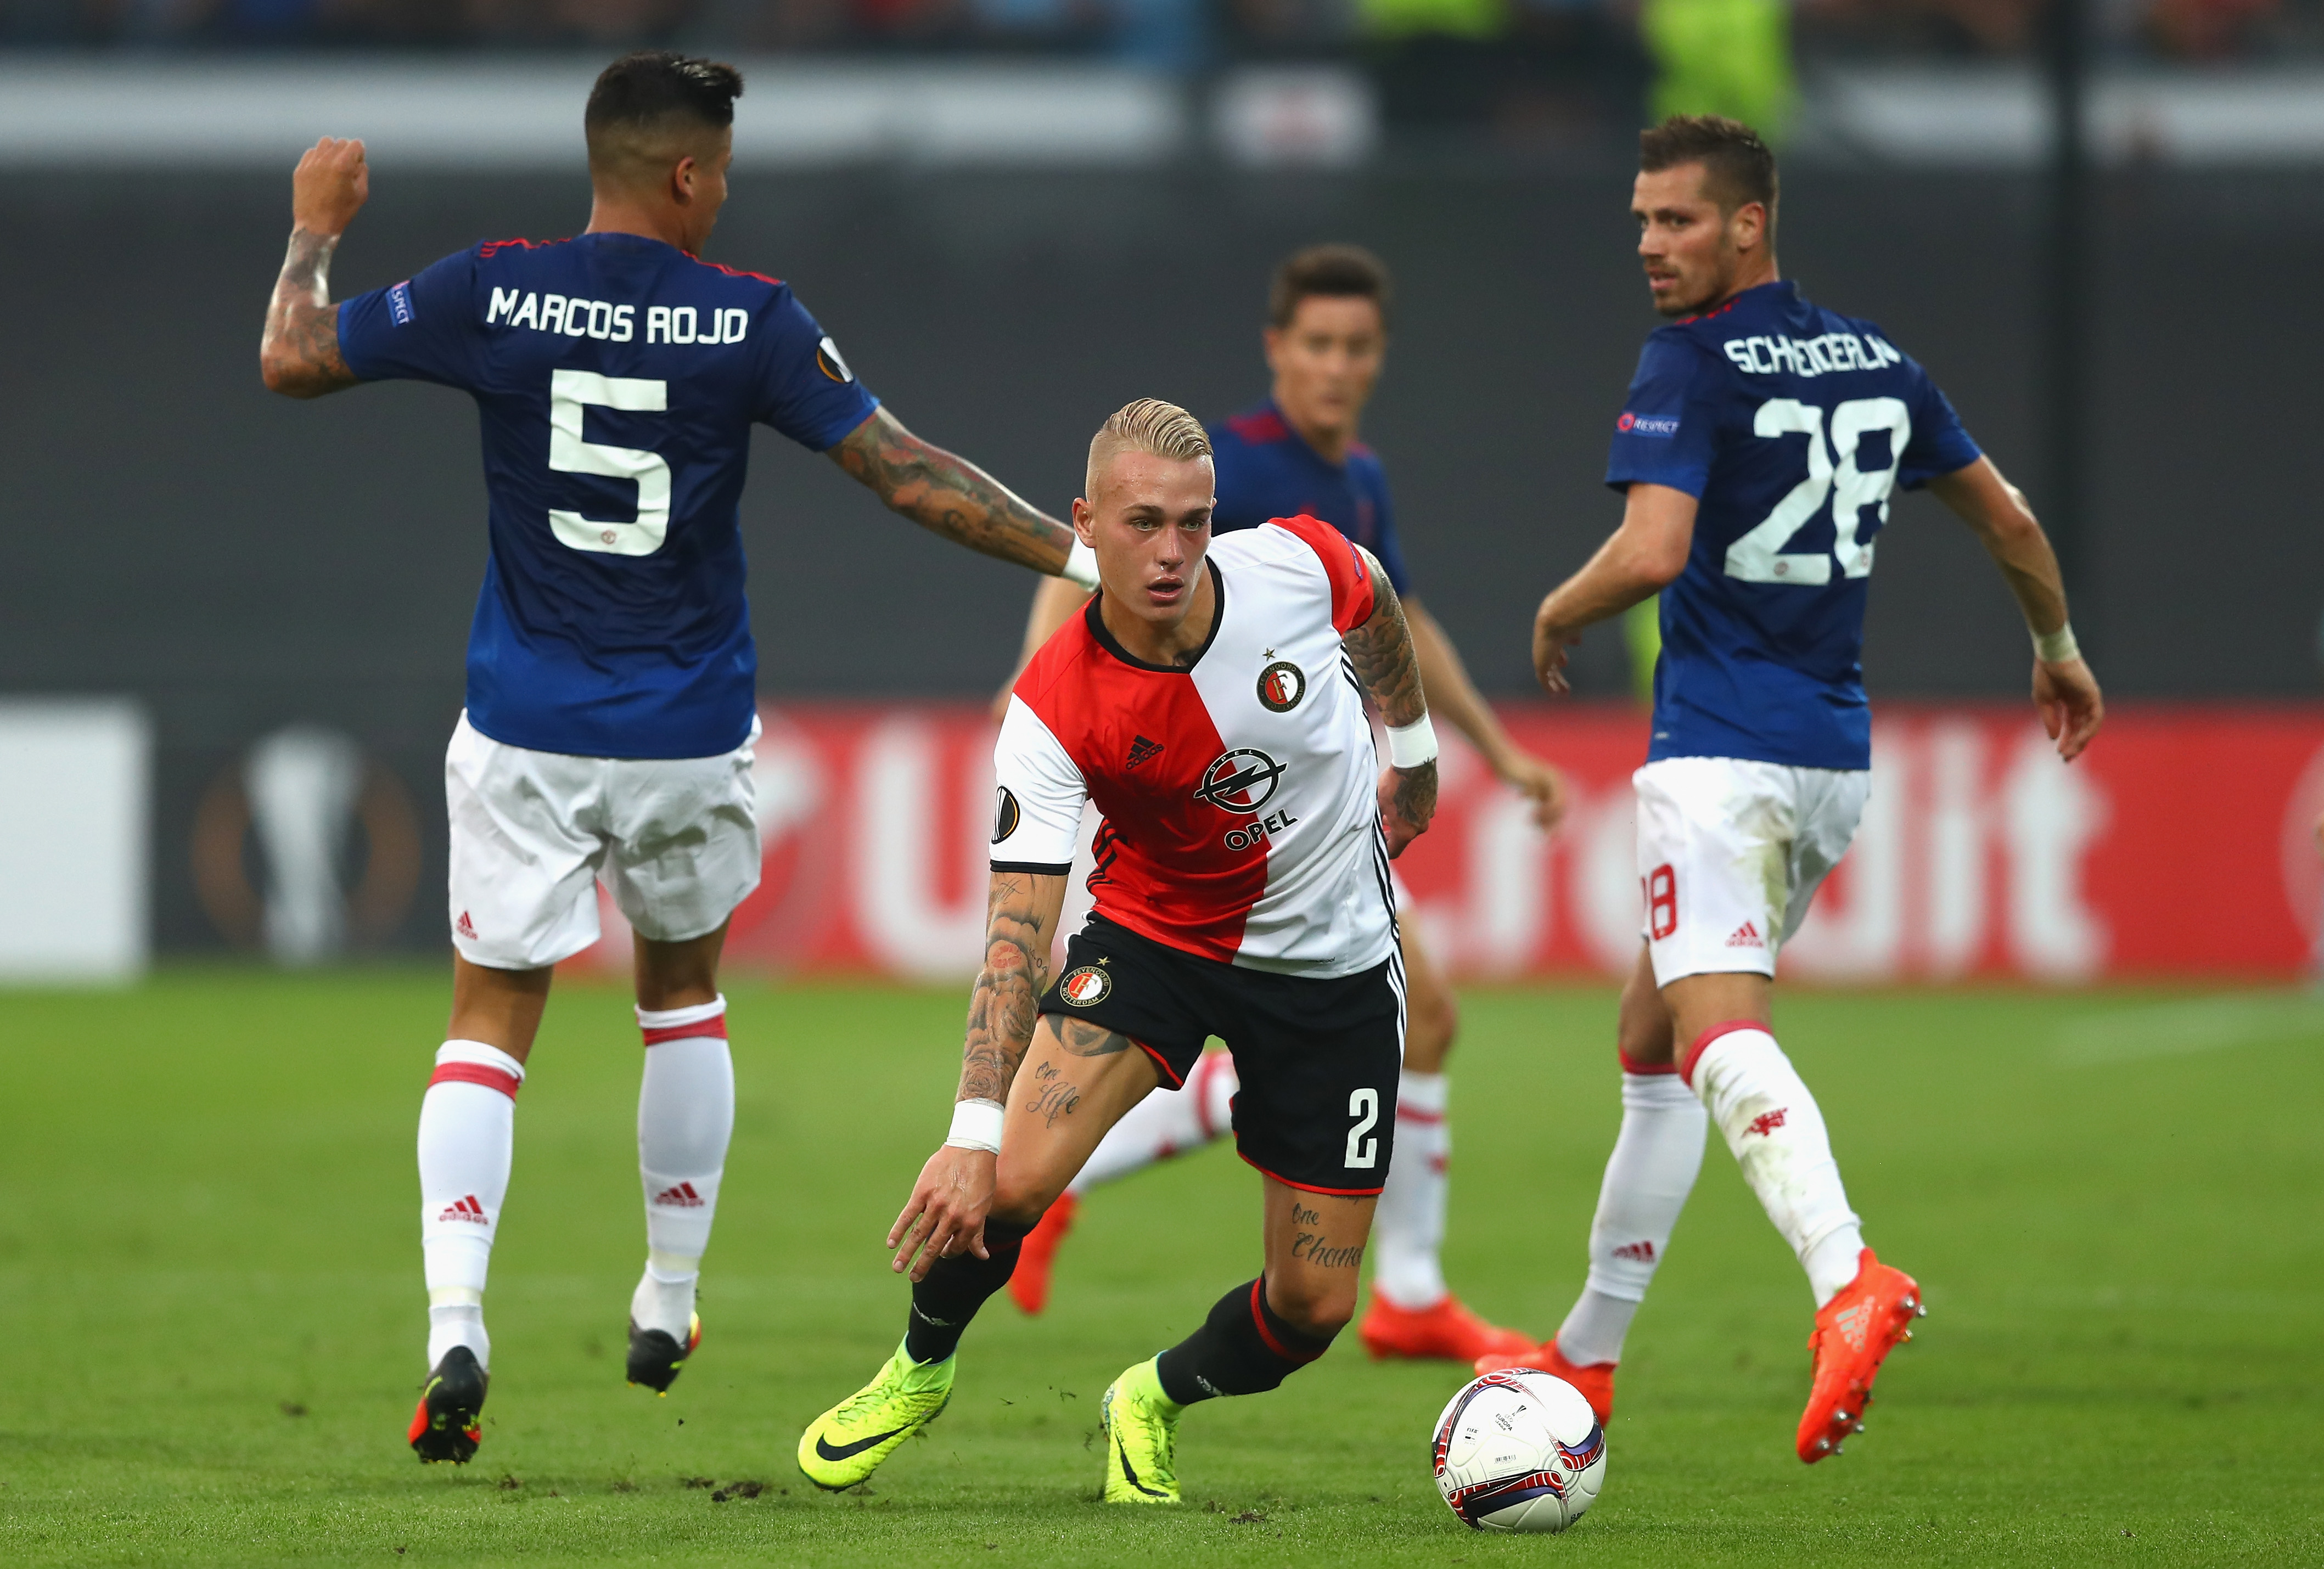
[444,711,761,970]
[1633,756,1870,986]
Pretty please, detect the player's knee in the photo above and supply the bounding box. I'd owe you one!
[1268,1273,1357,1340]
[988,1163,1064,1229]
[1616,974,1674,1069]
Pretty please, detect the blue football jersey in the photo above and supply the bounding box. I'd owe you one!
[1607,281,1982,771]
[1208,401,1413,595]
[338,232,880,759]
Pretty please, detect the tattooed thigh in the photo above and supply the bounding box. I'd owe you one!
[1055,1017,1137,1057]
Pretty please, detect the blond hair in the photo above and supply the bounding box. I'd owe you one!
[1086,397,1212,499]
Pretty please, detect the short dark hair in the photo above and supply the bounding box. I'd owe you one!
[586,50,744,145]
[1640,115,1778,233]
[1268,244,1392,331]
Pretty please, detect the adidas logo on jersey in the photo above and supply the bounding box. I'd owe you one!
[652,1182,706,1208]
[1612,1240,1657,1264]
[1726,920,1764,948]
[1126,735,1164,771]
[437,1195,489,1225]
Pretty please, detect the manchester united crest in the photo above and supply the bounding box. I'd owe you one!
[1059,964,1112,1006]
[1257,660,1306,713]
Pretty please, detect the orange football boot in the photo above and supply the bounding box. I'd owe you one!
[1470,1338,1615,1425]
[1797,1247,1925,1464]
[1007,1190,1079,1315]
[1360,1293,1535,1364]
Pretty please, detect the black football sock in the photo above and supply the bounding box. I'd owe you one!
[1155,1276,1337,1405]
[902,1217,1032,1365]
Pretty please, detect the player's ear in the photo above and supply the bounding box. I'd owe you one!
[1071,496,1097,544]
[670,153,697,207]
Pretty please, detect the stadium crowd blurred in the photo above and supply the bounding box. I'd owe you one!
[3,0,2310,70]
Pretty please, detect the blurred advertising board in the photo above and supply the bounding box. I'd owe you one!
[568,702,2324,984]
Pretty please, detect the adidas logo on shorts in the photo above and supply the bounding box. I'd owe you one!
[1726,920,1764,948]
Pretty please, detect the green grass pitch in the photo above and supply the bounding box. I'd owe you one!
[2,972,2319,1566]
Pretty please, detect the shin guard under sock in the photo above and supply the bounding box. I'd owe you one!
[635,997,734,1339]
[1558,1066,1709,1366]
[1685,1024,1866,1306]
[903,1217,1032,1364]
[1371,1069,1452,1311]
[1155,1277,1336,1405]
[418,1040,524,1370]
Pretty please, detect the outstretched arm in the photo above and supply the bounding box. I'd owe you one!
[830,407,1084,577]
[1404,598,1565,832]
[1926,457,2104,762]
[259,137,368,398]
[1343,550,1438,859]
[887,869,1069,1279]
[1531,481,1696,694]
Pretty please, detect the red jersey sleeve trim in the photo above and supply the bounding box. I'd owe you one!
[1269,514,1377,633]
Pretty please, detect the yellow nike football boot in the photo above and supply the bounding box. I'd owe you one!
[1098,1357,1183,1504]
[797,1340,953,1490]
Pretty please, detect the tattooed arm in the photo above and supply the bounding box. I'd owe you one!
[957,870,1071,1105]
[887,869,1069,1279]
[260,137,368,399]
[1343,547,1438,859]
[829,407,1079,575]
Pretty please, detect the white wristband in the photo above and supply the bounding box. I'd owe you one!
[1061,538,1101,592]
[1386,714,1439,770]
[2033,622,2080,664]
[945,1098,1005,1154]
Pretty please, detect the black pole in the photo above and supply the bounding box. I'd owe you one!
[2042,0,2089,593]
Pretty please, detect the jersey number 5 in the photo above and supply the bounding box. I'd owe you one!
[548,370,671,558]
[1725,396,1911,586]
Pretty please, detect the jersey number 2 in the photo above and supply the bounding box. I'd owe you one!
[548,370,671,558]
[1725,397,1911,586]
[1345,1088,1380,1169]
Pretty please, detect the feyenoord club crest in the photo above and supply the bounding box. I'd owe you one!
[1193,747,1287,814]
[1257,659,1306,713]
[1060,965,1112,1006]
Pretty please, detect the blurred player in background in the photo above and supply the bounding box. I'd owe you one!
[997,246,1562,1365]
[1480,116,2105,1464]
[259,51,1099,1464]
[801,400,1441,1502]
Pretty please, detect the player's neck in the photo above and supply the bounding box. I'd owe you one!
[583,195,695,255]
[1705,257,1781,313]
[1098,563,1219,670]
[1273,392,1357,467]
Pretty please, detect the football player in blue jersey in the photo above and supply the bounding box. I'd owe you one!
[259,52,1101,1464]
[1478,116,2105,1463]
[996,246,1566,1366]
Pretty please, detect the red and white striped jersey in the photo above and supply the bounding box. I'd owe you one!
[991,516,1395,978]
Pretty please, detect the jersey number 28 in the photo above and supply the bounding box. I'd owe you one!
[548,370,671,558]
[1725,396,1911,586]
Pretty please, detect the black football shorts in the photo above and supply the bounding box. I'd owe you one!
[1037,915,1404,1196]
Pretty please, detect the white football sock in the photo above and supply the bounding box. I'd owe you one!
[1369,1069,1452,1312]
[1686,1026,1866,1307]
[1068,1049,1237,1195]
[417,1039,523,1370]
[1557,1067,1708,1366]
[634,997,734,1339]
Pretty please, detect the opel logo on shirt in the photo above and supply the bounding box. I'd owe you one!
[1193,747,1287,815]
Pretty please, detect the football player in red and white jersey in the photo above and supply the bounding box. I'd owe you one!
[796,399,1441,1503]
